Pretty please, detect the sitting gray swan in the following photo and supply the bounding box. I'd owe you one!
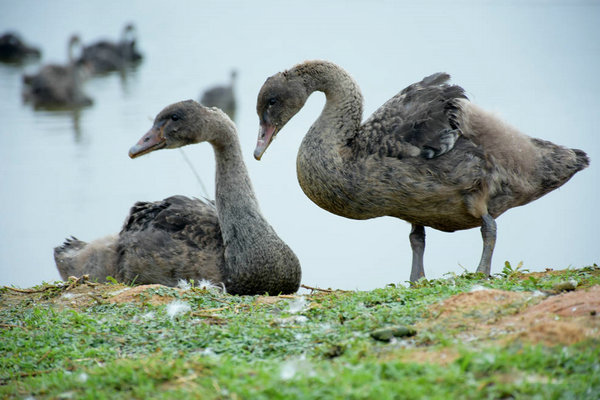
[79,23,143,74]
[0,31,41,63]
[54,100,301,295]
[254,60,589,282]
[22,35,92,108]
[200,69,237,121]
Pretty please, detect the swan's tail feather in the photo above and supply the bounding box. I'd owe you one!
[55,236,86,253]
[421,72,451,87]
[573,148,590,171]
[531,139,590,197]
[53,234,118,282]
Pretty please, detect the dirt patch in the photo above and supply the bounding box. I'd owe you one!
[0,282,119,310]
[519,268,569,281]
[430,288,531,319]
[520,285,600,318]
[0,280,188,310]
[107,285,185,305]
[254,296,285,305]
[510,319,591,346]
[399,347,460,366]
[423,285,600,347]
[503,286,600,346]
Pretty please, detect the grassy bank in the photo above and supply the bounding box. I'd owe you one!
[1,264,599,399]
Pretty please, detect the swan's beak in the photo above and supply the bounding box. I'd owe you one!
[254,123,277,160]
[129,126,167,159]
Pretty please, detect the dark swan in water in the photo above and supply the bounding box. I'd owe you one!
[0,31,41,63]
[200,69,237,121]
[22,35,92,109]
[79,23,143,74]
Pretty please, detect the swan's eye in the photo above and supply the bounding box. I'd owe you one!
[268,98,277,106]
[170,114,180,121]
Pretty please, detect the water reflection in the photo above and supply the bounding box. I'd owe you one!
[44,109,84,142]
[100,64,142,96]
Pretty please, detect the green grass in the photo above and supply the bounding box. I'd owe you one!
[1,265,599,399]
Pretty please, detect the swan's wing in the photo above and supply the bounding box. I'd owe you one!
[359,72,467,159]
[117,195,224,286]
[120,195,223,250]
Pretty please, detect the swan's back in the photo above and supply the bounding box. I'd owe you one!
[116,195,225,286]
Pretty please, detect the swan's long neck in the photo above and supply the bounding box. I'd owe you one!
[212,125,262,252]
[296,61,363,147]
[68,37,80,65]
[292,61,365,217]
[211,120,300,294]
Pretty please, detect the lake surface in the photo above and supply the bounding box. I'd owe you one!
[1,0,598,290]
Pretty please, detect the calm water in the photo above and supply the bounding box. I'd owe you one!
[1,0,598,289]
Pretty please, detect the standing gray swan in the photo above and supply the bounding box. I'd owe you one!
[200,69,237,121]
[22,35,92,109]
[54,100,301,295]
[254,60,589,282]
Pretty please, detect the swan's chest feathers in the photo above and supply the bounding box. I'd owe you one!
[296,134,366,219]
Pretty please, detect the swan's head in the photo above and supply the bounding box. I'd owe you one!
[254,71,308,160]
[129,100,232,159]
[122,23,137,43]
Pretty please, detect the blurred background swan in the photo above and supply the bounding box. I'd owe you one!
[199,69,237,121]
[79,23,143,75]
[22,34,92,108]
[0,31,41,63]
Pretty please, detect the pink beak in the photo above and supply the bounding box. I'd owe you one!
[129,126,166,159]
[254,123,277,160]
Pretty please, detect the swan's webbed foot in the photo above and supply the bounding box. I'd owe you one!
[409,224,426,282]
[476,214,496,276]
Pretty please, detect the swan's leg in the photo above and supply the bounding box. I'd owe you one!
[409,224,426,282]
[476,214,497,276]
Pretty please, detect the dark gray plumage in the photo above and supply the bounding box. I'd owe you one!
[79,23,143,74]
[0,31,41,63]
[22,35,92,109]
[254,60,589,282]
[200,70,237,121]
[54,100,301,295]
